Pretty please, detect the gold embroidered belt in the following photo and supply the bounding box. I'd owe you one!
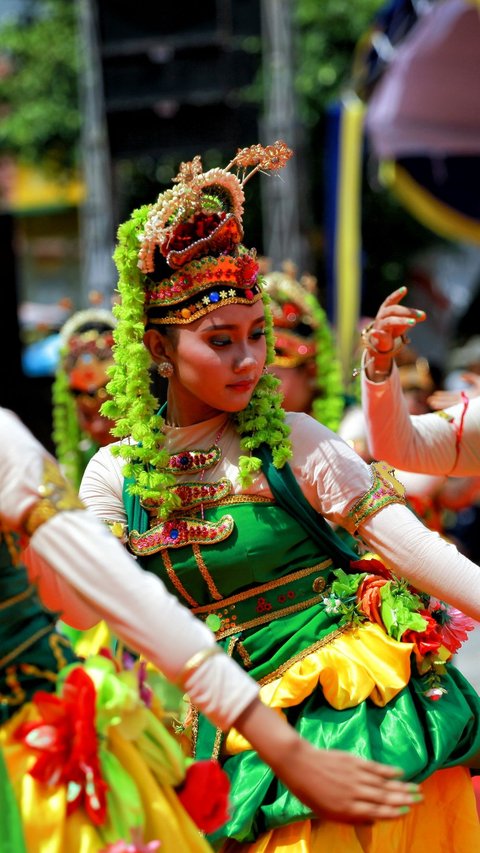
[192,559,333,640]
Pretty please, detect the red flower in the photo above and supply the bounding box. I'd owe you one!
[402,610,443,657]
[177,759,230,834]
[350,557,393,580]
[356,575,389,627]
[428,598,475,654]
[15,667,108,825]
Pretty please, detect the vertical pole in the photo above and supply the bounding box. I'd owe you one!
[76,0,116,307]
[260,0,311,272]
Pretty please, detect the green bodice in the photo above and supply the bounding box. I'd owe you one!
[135,500,330,603]
[129,499,361,738]
[0,534,76,723]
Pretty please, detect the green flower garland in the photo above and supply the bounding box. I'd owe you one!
[305,291,345,432]
[102,205,292,520]
[52,355,87,489]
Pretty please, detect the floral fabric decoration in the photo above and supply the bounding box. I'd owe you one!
[323,556,475,700]
[14,666,108,824]
[177,759,231,834]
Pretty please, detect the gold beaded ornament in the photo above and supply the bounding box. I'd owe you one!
[140,142,293,326]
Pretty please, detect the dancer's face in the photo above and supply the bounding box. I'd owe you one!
[74,389,116,446]
[144,303,267,426]
[69,356,116,445]
[269,361,316,414]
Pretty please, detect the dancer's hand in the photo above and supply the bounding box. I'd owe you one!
[362,287,426,382]
[235,699,422,824]
[428,372,480,410]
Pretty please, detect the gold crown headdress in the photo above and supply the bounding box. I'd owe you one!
[59,308,116,391]
[137,142,292,325]
[262,261,320,368]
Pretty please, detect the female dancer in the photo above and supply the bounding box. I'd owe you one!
[52,307,117,489]
[81,144,480,851]
[0,407,416,852]
[360,286,480,478]
[262,262,344,431]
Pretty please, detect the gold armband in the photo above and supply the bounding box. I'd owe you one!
[177,645,223,687]
[23,458,85,536]
[347,461,406,530]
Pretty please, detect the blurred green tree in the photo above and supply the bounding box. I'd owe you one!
[0,0,440,303]
[0,0,81,174]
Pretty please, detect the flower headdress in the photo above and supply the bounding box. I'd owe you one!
[103,142,295,518]
[263,262,345,431]
[52,308,116,488]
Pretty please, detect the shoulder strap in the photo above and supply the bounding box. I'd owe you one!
[122,477,149,535]
[255,444,357,569]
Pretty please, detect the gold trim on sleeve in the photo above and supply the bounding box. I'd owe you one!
[22,458,85,536]
[347,460,406,530]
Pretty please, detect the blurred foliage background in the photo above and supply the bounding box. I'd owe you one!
[0,0,441,313]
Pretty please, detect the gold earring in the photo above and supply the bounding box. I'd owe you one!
[157,361,173,378]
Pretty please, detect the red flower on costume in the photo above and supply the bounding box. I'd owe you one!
[350,557,393,581]
[177,759,230,833]
[356,574,389,627]
[14,667,108,825]
[428,598,475,655]
[402,610,443,657]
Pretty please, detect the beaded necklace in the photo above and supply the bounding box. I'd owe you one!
[158,415,230,520]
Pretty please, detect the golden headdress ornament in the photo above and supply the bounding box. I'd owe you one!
[137,141,293,325]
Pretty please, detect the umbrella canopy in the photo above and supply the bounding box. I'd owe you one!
[362,0,480,243]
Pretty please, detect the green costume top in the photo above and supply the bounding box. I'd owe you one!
[0,532,76,725]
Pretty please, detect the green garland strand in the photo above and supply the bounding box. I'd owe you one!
[305,291,345,432]
[52,351,92,489]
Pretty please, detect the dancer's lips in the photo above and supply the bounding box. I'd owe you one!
[227,379,256,392]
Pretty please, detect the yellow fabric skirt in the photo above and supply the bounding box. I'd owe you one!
[221,767,479,852]
[1,702,212,853]
[221,623,480,851]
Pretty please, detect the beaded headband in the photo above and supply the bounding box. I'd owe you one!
[145,251,263,325]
